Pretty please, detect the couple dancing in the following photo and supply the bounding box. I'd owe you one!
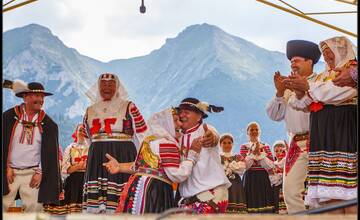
[103,97,231,214]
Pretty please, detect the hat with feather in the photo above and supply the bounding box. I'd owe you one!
[2,79,53,97]
[177,97,224,118]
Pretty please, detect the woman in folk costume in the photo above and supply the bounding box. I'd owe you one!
[239,122,279,213]
[288,36,357,213]
[61,124,89,213]
[82,73,147,214]
[220,133,247,213]
[102,107,201,214]
[272,140,287,214]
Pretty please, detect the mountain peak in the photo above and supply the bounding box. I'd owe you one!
[184,23,221,32]
[6,23,52,37]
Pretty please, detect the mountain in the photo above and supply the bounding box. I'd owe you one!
[2,23,324,151]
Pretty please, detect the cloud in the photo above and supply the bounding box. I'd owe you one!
[3,0,357,62]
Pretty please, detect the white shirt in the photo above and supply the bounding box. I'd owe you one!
[10,108,42,169]
[266,73,317,137]
[178,124,231,198]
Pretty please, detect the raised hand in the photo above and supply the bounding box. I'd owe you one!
[253,142,261,156]
[201,124,219,148]
[333,66,357,88]
[283,72,309,92]
[274,71,287,97]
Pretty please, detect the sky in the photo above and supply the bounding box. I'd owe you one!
[3,0,357,62]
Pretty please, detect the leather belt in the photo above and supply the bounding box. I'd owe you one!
[11,165,38,170]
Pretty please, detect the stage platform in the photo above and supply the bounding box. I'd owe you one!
[3,213,357,220]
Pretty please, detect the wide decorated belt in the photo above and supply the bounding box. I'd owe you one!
[91,132,132,142]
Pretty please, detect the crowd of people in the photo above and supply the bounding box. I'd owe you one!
[2,36,357,215]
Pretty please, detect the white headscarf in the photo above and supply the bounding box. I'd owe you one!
[320,36,357,70]
[145,108,177,143]
[85,73,129,115]
[272,140,286,149]
[85,73,128,104]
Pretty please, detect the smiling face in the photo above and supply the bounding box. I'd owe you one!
[247,123,260,142]
[178,109,202,130]
[220,137,233,153]
[23,92,45,112]
[99,79,117,101]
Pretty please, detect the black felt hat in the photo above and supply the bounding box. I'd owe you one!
[286,40,321,64]
[15,82,53,97]
[177,97,224,119]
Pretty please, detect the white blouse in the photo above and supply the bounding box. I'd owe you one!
[178,124,231,198]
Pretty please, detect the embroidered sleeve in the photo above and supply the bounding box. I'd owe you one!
[264,145,274,161]
[240,145,254,169]
[159,143,180,168]
[161,142,196,183]
[266,96,286,121]
[129,103,147,134]
[239,144,248,158]
[83,108,91,138]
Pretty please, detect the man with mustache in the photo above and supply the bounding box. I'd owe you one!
[266,40,321,214]
[2,80,62,212]
[177,97,231,214]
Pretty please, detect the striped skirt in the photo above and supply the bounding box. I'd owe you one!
[82,141,137,214]
[306,105,357,207]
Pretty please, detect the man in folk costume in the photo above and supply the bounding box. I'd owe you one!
[2,80,62,212]
[177,98,231,214]
[266,40,321,214]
